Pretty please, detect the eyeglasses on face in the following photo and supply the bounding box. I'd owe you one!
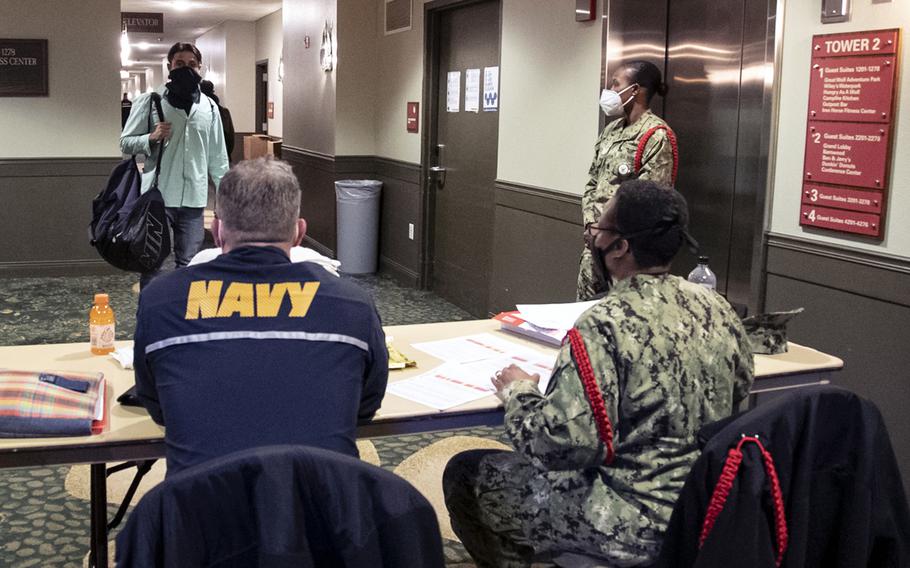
[584,222,621,235]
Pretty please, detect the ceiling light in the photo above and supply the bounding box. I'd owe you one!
[120,28,132,66]
[173,0,193,11]
[134,42,152,50]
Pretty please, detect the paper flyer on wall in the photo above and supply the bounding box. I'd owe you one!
[465,68,481,112]
[447,71,461,112]
[483,66,499,111]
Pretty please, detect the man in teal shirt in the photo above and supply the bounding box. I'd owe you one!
[121,42,229,286]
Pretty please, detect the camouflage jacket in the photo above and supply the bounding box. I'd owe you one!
[502,275,754,563]
[583,110,675,226]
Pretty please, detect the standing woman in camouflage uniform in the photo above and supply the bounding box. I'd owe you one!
[578,61,676,300]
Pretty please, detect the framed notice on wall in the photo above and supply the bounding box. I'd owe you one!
[800,29,900,240]
[0,39,48,97]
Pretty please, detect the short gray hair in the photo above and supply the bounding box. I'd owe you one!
[216,157,301,243]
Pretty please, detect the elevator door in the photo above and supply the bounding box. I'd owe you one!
[606,0,775,311]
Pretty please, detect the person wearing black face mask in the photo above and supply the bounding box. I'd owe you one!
[444,180,753,567]
[578,60,678,300]
[121,42,229,289]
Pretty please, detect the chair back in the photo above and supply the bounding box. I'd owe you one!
[115,445,445,567]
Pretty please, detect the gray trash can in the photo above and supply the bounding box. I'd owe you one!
[335,179,382,274]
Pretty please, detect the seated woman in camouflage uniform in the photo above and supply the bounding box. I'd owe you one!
[444,181,754,567]
[578,61,677,301]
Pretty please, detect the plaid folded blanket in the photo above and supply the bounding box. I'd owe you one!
[0,369,104,437]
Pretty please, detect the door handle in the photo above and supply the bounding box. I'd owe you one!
[429,166,447,190]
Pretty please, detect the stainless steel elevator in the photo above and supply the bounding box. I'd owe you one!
[603,0,777,312]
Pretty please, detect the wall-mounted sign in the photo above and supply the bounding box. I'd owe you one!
[800,29,900,239]
[407,101,419,133]
[0,39,48,97]
[121,13,164,34]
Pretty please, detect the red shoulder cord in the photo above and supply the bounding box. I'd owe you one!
[566,328,615,465]
[699,435,789,567]
[633,125,679,184]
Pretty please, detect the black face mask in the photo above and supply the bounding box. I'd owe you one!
[166,67,201,114]
[588,214,700,294]
[590,237,623,294]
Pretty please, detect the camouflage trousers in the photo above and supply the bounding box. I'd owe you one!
[577,247,610,301]
[443,449,552,568]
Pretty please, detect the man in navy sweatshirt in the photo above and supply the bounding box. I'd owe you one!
[133,157,388,474]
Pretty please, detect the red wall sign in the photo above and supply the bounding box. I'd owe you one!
[808,55,896,122]
[800,29,900,240]
[801,182,882,214]
[803,122,889,189]
[407,101,419,133]
[799,205,881,237]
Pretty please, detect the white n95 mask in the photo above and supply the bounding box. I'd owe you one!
[599,84,637,118]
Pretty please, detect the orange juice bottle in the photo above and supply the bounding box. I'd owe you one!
[89,293,116,355]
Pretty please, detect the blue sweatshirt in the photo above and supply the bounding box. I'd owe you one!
[133,246,388,474]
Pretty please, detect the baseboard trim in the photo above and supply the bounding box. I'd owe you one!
[302,235,334,259]
[765,232,910,307]
[766,232,910,274]
[0,157,121,177]
[0,259,121,278]
[379,255,420,287]
[494,180,582,225]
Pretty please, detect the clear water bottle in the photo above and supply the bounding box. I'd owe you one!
[687,256,717,290]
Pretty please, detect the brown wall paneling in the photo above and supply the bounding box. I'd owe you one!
[764,237,910,499]
[283,146,338,257]
[0,158,122,277]
[374,158,422,287]
[488,182,582,314]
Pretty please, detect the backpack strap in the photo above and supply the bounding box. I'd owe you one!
[567,328,615,465]
[634,125,679,184]
[699,435,788,567]
[148,93,165,190]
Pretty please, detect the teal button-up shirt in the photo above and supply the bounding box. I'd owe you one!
[120,86,229,208]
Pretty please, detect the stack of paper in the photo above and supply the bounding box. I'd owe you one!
[386,333,557,411]
[493,300,598,346]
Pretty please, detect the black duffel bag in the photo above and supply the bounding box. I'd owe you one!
[90,93,170,273]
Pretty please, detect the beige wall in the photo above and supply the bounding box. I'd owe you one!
[336,0,378,155]
[370,0,602,195]
[282,0,337,154]
[373,0,427,162]
[196,21,257,132]
[256,9,284,138]
[498,0,603,195]
[0,0,121,158]
[769,0,910,258]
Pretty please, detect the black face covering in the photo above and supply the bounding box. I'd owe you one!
[165,67,201,115]
[588,213,700,295]
[589,237,623,295]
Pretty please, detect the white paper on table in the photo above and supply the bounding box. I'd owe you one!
[464,68,481,112]
[446,71,461,112]
[410,333,544,364]
[450,353,558,393]
[483,66,499,111]
[515,300,599,331]
[387,363,494,410]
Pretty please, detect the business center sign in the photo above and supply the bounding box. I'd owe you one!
[0,39,48,97]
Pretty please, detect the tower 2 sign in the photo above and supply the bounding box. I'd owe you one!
[800,29,900,239]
